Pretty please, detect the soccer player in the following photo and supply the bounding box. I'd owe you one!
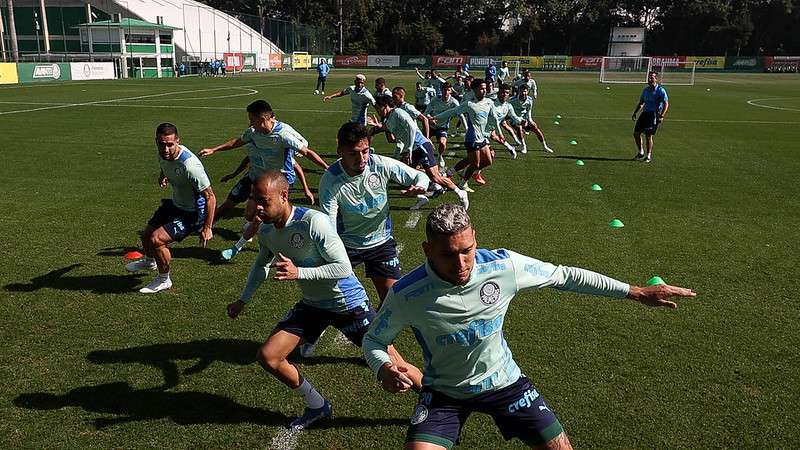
[484,61,497,82]
[125,123,216,294]
[425,82,460,165]
[319,122,430,301]
[374,77,392,98]
[369,96,470,210]
[363,204,697,450]
[323,73,376,126]
[416,68,447,96]
[497,60,510,82]
[314,58,330,95]
[508,84,554,154]
[431,78,501,187]
[414,81,437,113]
[198,100,328,260]
[227,171,422,430]
[486,83,525,160]
[512,70,538,99]
[391,86,430,140]
[632,71,669,163]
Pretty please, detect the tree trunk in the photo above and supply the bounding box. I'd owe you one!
[7,0,19,61]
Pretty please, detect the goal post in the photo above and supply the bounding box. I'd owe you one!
[651,60,696,86]
[600,56,652,83]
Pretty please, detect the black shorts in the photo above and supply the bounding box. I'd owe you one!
[431,128,449,139]
[465,140,489,153]
[346,239,402,280]
[406,377,563,449]
[412,141,438,170]
[147,199,204,242]
[276,300,375,347]
[635,111,659,135]
[226,176,253,203]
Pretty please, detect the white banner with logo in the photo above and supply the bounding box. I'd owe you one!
[70,62,115,80]
[368,55,400,67]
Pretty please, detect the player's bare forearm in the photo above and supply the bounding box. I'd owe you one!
[419,115,430,138]
[299,147,328,170]
[200,138,244,156]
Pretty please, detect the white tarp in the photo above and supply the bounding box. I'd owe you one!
[70,62,115,80]
[367,55,400,67]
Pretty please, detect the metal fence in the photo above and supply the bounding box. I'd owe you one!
[221,11,334,55]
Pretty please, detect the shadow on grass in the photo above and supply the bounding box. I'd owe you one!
[97,246,222,264]
[3,264,145,294]
[546,154,635,162]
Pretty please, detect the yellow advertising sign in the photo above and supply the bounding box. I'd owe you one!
[501,56,543,68]
[292,53,312,69]
[0,63,19,85]
[685,56,726,69]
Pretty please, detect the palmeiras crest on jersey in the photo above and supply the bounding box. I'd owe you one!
[174,166,185,177]
[289,232,304,248]
[479,281,501,305]
[367,173,381,190]
[410,404,428,425]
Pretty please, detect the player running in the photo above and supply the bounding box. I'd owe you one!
[507,84,554,154]
[369,96,470,210]
[227,171,422,430]
[414,81,437,113]
[374,77,392,98]
[424,82,460,166]
[323,73,376,126]
[631,71,669,163]
[198,100,328,260]
[125,123,216,294]
[487,83,526,160]
[363,204,697,450]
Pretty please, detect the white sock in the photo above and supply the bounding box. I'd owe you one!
[504,142,515,151]
[541,140,548,149]
[294,379,325,409]
[234,237,249,251]
[157,271,170,281]
[145,257,156,264]
[512,135,521,145]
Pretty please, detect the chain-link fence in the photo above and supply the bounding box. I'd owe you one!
[222,11,335,55]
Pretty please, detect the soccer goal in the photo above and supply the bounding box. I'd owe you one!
[600,56,652,83]
[651,60,696,86]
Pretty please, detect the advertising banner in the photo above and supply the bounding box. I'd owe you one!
[17,63,72,83]
[725,56,762,71]
[543,55,571,71]
[0,63,19,84]
[685,56,726,70]
[312,55,335,66]
[764,56,800,72]
[256,54,269,71]
[224,52,244,71]
[432,55,469,68]
[400,55,431,68]
[242,53,256,71]
[650,56,686,68]
[292,53,312,69]
[282,54,293,69]
[501,55,543,69]
[571,56,604,70]
[269,53,283,69]
[334,55,368,67]
[368,55,400,67]
[467,56,501,69]
[69,62,115,80]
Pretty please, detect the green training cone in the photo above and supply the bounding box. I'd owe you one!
[591,184,602,191]
[609,218,624,228]
[575,160,585,166]
[646,276,666,286]
[554,120,560,125]
[569,140,578,145]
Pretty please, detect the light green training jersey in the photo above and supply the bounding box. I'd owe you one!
[158,146,211,212]
[363,248,630,399]
[433,97,500,144]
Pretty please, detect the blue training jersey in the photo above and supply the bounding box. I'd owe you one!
[640,84,668,113]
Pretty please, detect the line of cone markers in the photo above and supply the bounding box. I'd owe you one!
[561,113,666,286]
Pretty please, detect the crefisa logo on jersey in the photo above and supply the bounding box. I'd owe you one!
[367,173,381,190]
[410,404,428,425]
[479,281,501,305]
[289,232,304,248]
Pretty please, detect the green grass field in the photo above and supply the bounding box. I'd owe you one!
[1,69,798,449]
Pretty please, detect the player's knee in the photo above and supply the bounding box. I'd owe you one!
[257,344,284,371]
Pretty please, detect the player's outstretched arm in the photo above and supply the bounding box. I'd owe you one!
[297,147,328,170]
[293,162,315,205]
[199,138,245,156]
[322,90,344,102]
[626,284,695,309]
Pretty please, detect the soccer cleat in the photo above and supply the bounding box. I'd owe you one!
[644,156,652,163]
[139,275,172,294]
[521,144,528,154]
[456,189,470,210]
[473,172,487,186]
[290,400,333,430]
[125,258,157,273]
[221,247,240,261]
[462,183,475,193]
[543,145,554,153]
[410,195,429,210]
[634,152,645,160]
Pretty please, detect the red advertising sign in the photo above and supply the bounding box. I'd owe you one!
[334,55,368,67]
[432,55,469,68]
[764,56,800,71]
[571,56,604,69]
[224,52,243,71]
[650,55,687,68]
[269,53,282,69]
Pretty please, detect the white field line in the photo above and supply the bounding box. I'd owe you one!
[269,428,300,450]
[405,211,421,229]
[746,97,800,113]
[396,242,404,255]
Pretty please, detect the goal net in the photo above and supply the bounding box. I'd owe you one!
[651,60,696,86]
[600,56,652,83]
